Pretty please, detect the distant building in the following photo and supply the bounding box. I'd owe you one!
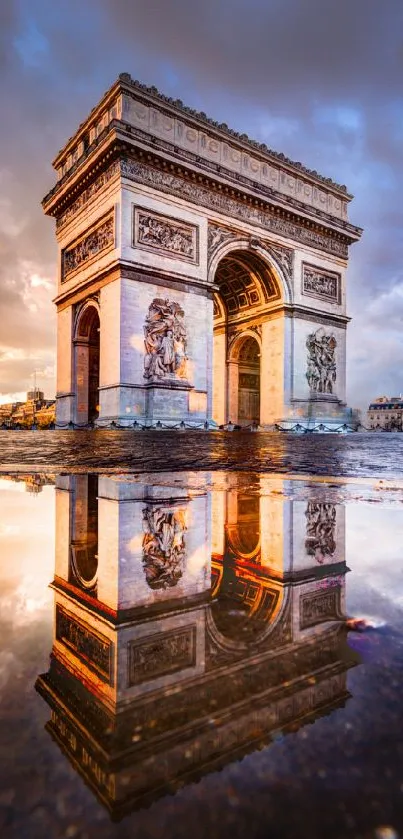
[367,396,403,430]
[27,388,45,402]
[0,396,55,428]
[0,402,22,425]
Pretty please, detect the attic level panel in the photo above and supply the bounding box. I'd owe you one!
[122,92,348,222]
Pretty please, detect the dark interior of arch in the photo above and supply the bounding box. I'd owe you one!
[238,336,260,364]
[76,305,100,341]
[214,250,279,317]
[211,562,281,643]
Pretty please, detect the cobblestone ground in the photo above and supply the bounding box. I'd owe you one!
[0,429,402,476]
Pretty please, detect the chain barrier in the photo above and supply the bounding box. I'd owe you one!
[1,420,380,433]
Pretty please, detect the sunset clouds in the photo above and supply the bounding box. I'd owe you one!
[1,0,403,408]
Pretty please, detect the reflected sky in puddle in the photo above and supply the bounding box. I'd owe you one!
[1,472,403,839]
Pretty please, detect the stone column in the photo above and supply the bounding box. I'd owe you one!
[73,340,90,425]
[212,331,227,425]
[55,306,74,426]
[226,359,239,424]
[260,314,286,426]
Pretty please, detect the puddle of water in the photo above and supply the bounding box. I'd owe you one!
[1,471,403,839]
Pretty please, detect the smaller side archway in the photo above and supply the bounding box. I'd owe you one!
[73,301,100,425]
[211,243,289,428]
[227,331,262,427]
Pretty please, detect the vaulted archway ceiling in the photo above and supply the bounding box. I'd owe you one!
[214,250,279,317]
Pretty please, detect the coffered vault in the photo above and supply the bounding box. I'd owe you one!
[42,73,362,429]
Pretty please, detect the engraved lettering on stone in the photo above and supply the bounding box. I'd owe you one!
[306,327,337,393]
[305,502,336,562]
[134,208,198,263]
[128,626,196,685]
[303,263,341,303]
[122,160,349,259]
[62,215,114,279]
[144,298,188,380]
[142,506,187,589]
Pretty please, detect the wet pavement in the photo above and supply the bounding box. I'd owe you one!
[1,429,403,478]
[1,460,403,839]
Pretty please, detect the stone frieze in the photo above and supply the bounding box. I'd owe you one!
[302,263,341,304]
[57,161,120,229]
[62,213,114,280]
[133,206,198,264]
[55,604,113,683]
[300,588,341,629]
[127,625,196,686]
[122,159,348,258]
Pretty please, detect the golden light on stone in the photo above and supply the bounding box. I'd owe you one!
[42,74,362,430]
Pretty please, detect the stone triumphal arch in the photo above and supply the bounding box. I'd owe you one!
[43,73,362,428]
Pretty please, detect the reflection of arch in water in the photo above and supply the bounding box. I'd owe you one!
[209,557,286,647]
[225,491,261,562]
[69,475,99,593]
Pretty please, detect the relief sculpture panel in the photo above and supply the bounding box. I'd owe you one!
[133,207,199,264]
[127,626,196,686]
[306,327,337,394]
[55,605,113,683]
[142,505,187,589]
[300,588,341,629]
[302,263,341,304]
[62,213,114,280]
[144,298,188,381]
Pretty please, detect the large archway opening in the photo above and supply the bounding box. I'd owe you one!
[212,248,280,427]
[74,304,100,425]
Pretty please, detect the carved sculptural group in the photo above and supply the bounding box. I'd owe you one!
[305,502,336,562]
[137,211,195,260]
[144,298,188,380]
[142,506,187,589]
[306,327,337,394]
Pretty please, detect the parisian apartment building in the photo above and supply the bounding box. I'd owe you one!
[367,396,403,430]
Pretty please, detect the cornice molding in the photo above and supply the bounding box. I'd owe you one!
[46,125,362,246]
[53,73,351,198]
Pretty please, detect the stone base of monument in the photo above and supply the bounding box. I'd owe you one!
[94,378,217,429]
[273,393,358,433]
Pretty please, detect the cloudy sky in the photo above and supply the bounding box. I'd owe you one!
[1,0,403,411]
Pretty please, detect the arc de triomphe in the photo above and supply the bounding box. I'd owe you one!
[42,73,362,429]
